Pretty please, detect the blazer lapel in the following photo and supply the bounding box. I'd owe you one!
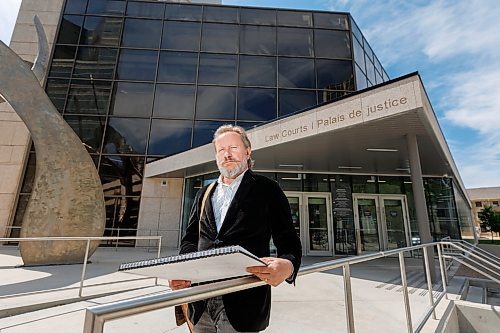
[203,183,218,237]
[217,170,255,236]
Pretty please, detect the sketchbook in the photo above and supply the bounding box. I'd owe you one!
[118,245,266,283]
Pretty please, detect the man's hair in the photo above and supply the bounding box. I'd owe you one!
[213,124,253,168]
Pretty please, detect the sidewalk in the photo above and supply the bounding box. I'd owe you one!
[0,246,462,332]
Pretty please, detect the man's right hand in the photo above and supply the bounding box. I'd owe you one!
[169,280,191,290]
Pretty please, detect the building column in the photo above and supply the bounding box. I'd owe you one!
[406,133,436,280]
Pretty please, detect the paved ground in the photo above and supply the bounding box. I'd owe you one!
[0,246,465,333]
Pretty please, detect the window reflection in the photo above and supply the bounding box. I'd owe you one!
[240,8,276,25]
[277,11,312,27]
[64,115,106,153]
[195,86,236,120]
[104,118,150,154]
[201,23,238,53]
[158,51,198,83]
[165,3,202,21]
[198,54,237,85]
[314,30,351,59]
[49,46,76,78]
[122,18,162,48]
[110,82,154,117]
[56,15,83,44]
[87,0,126,16]
[193,120,228,147]
[278,27,313,56]
[278,89,317,116]
[153,84,195,119]
[65,80,112,115]
[64,0,88,14]
[313,13,349,30]
[148,119,192,156]
[46,79,70,112]
[316,59,354,91]
[237,88,277,121]
[352,37,365,74]
[74,47,118,80]
[126,1,164,18]
[116,49,158,81]
[162,21,200,51]
[81,16,123,46]
[278,57,315,88]
[103,196,141,245]
[203,6,238,23]
[100,156,144,196]
[240,25,276,55]
[239,55,276,87]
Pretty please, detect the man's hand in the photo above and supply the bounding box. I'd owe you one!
[169,279,191,290]
[246,257,294,287]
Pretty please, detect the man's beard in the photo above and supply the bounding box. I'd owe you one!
[217,159,247,179]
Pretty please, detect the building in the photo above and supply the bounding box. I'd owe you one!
[467,187,500,234]
[0,0,475,256]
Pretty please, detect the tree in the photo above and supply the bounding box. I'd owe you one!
[478,206,500,242]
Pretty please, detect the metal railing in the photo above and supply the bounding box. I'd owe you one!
[83,242,454,333]
[0,236,162,297]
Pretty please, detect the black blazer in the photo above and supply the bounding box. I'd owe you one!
[180,170,302,332]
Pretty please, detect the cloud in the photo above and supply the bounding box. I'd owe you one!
[0,0,22,44]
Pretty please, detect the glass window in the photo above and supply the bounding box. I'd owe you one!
[103,117,149,154]
[237,121,263,130]
[318,90,349,104]
[314,13,349,30]
[375,71,383,84]
[314,30,351,59]
[116,49,158,81]
[352,176,377,193]
[278,58,315,88]
[278,27,313,56]
[81,16,123,46]
[153,84,195,119]
[355,64,367,90]
[374,57,383,75]
[74,47,118,80]
[277,11,312,27]
[198,54,237,85]
[110,82,154,117]
[126,1,164,18]
[148,119,192,156]
[303,174,330,192]
[316,59,354,91]
[364,40,374,63]
[424,178,461,240]
[240,25,276,55]
[102,196,141,240]
[64,115,105,153]
[240,8,276,25]
[20,153,36,193]
[87,0,126,16]
[383,70,390,82]
[165,3,202,21]
[45,79,70,113]
[193,120,228,147]
[201,23,238,53]
[49,45,76,78]
[475,201,482,208]
[121,18,162,48]
[65,80,112,115]
[352,36,365,74]
[277,173,302,191]
[195,86,236,120]
[239,55,276,87]
[378,177,403,194]
[203,6,238,23]
[99,156,144,194]
[162,21,201,51]
[64,0,88,14]
[278,89,317,117]
[56,15,83,44]
[350,19,363,46]
[237,88,277,121]
[365,58,376,86]
[157,51,198,83]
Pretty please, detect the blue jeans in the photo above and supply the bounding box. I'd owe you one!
[194,296,256,333]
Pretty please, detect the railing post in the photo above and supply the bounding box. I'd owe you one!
[343,263,356,333]
[79,239,91,297]
[437,243,448,300]
[422,246,436,319]
[398,252,413,333]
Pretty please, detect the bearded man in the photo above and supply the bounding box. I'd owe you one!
[169,124,302,332]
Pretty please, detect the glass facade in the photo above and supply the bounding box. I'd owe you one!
[14,0,390,241]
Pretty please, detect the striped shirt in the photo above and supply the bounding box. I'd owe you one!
[211,170,247,233]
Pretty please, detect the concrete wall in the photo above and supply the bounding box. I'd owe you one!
[136,178,184,249]
[0,0,65,237]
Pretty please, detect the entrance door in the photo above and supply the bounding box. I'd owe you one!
[353,194,410,255]
[285,192,333,256]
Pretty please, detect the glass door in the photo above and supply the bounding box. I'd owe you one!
[285,192,333,256]
[381,197,410,251]
[354,196,381,254]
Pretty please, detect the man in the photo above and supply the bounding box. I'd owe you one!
[170,125,302,332]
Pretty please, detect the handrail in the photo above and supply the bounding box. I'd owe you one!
[447,239,500,265]
[83,242,448,333]
[0,236,162,297]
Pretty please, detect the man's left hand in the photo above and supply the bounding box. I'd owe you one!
[246,257,294,287]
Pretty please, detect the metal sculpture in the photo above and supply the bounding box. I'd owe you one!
[0,16,106,265]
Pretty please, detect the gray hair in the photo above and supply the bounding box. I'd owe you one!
[213,124,254,168]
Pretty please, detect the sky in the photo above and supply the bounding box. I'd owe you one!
[0,0,499,189]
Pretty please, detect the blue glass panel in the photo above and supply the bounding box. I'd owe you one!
[157,51,198,83]
[165,3,202,21]
[148,119,192,156]
[162,21,201,51]
[57,15,83,44]
[237,88,277,121]
[104,117,149,154]
[240,25,276,55]
[122,18,162,48]
[201,23,238,53]
[278,57,315,88]
[278,89,317,116]
[110,82,154,117]
[278,27,313,56]
[239,55,276,87]
[195,86,236,120]
[126,1,164,18]
[116,49,158,81]
[198,54,237,85]
[153,84,195,119]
